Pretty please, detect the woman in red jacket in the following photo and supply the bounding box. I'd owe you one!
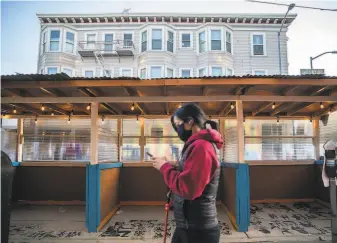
[153,103,223,243]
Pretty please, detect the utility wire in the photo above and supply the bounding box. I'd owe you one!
[246,0,337,12]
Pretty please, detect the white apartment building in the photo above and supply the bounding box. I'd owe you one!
[37,13,297,78]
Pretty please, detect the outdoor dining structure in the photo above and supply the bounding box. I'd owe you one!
[1,74,337,241]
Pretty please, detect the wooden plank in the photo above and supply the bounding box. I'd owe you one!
[250,198,315,204]
[90,102,98,165]
[236,100,245,163]
[2,78,337,88]
[313,119,320,160]
[3,95,337,104]
[252,102,273,116]
[16,118,23,162]
[97,205,120,231]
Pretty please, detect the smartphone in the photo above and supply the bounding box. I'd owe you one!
[146,152,154,158]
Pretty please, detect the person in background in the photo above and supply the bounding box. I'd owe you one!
[152,103,223,243]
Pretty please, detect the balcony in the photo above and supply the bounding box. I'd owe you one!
[77,40,135,63]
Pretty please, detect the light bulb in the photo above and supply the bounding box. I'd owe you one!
[35,118,38,124]
[13,107,17,114]
[136,116,139,123]
[272,103,276,109]
[277,116,280,123]
[131,103,135,111]
[67,116,71,124]
[41,104,45,111]
[51,111,55,116]
[320,102,324,109]
[86,104,91,110]
[178,104,182,108]
[101,116,105,124]
[230,103,234,109]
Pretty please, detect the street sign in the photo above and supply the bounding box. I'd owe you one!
[300,69,325,75]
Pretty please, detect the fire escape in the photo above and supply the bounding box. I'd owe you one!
[77,40,135,68]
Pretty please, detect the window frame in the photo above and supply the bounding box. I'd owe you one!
[225,30,233,54]
[251,32,267,56]
[226,67,234,76]
[140,30,148,52]
[46,66,59,75]
[119,68,133,77]
[179,68,193,78]
[150,27,164,51]
[209,28,223,52]
[62,67,73,77]
[210,66,224,77]
[198,67,208,77]
[83,69,95,78]
[167,30,175,53]
[85,32,98,50]
[252,69,268,75]
[150,65,164,79]
[41,31,48,54]
[101,32,115,52]
[63,29,76,54]
[197,30,207,54]
[49,28,62,52]
[123,31,134,48]
[165,66,175,78]
[138,67,147,79]
[179,31,193,49]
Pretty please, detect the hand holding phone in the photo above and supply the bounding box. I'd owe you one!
[146,152,154,159]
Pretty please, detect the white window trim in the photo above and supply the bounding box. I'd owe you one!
[149,65,164,79]
[101,32,116,52]
[197,29,207,54]
[209,65,224,76]
[198,67,208,77]
[251,32,267,56]
[122,31,135,48]
[102,68,114,78]
[165,65,175,78]
[225,30,233,55]
[166,29,176,54]
[138,66,147,79]
[150,27,164,51]
[119,68,133,77]
[179,68,193,78]
[62,66,73,77]
[226,67,234,76]
[208,28,224,52]
[45,66,60,74]
[49,28,62,52]
[140,29,148,53]
[252,69,268,75]
[82,69,95,78]
[41,30,48,55]
[84,32,98,50]
[63,29,77,55]
[179,31,193,49]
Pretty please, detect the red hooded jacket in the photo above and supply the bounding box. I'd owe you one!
[160,129,224,200]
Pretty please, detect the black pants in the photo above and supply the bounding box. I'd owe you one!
[171,225,220,243]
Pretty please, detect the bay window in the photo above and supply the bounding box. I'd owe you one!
[50,30,60,51]
[47,67,58,75]
[253,70,267,76]
[199,68,206,77]
[166,68,174,78]
[85,70,94,78]
[63,68,73,77]
[211,67,222,76]
[141,31,147,52]
[211,30,221,51]
[42,31,47,53]
[226,31,232,54]
[199,31,206,53]
[226,68,233,76]
[152,29,162,50]
[181,33,191,48]
[167,31,174,52]
[65,32,75,53]
[140,68,146,79]
[180,69,192,78]
[151,66,162,79]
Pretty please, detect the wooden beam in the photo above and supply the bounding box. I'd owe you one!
[77,88,121,115]
[219,102,233,116]
[163,86,169,115]
[3,103,41,115]
[252,102,273,116]
[2,78,337,89]
[314,103,337,117]
[236,100,245,163]
[3,95,337,104]
[90,102,98,165]
[123,87,147,114]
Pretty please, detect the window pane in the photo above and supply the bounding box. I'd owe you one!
[152,29,162,39]
[168,31,174,41]
[122,119,141,136]
[105,34,113,42]
[254,70,265,75]
[121,69,131,77]
[182,34,191,47]
[151,67,162,78]
[181,70,191,78]
[253,35,263,45]
[124,34,132,47]
[50,41,59,51]
[145,137,183,161]
[142,31,147,41]
[211,40,221,50]
[48,67,57,74]
[50,30,60,40]
[167,68,174,78]
[152,40,162,50]
[226,32,232,53]
[63,68,72,77]
[87,34,96,42]
[212,67,222,76]
[199,68,205,77]
[141,41,147,52]
[66,32,74,42]
[85,71,94,78]
[254,45,264,55]
[199,32,205,42]
[121,137,140,162]
[140,68,146,79]
[167,42,173,52]
[211,30,221,40]
[227,68,233,76]
[65,43,74,53]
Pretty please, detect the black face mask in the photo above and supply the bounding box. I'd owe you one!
[177,123,192,142]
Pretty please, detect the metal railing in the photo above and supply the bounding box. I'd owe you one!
[78,40,135,53]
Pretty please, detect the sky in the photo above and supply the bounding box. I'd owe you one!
[1,0,337,76]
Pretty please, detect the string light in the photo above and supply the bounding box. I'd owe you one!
[310,116,313,123]
[243,116,246,123]
[70,109,74,116]
[51,111,55,116]
[136,115,139,123]
[101,115,105,124]
[42,132,45,136]
[320,102,324,109]
[131,103,135,111]
[178,103,182,108]
[272,102,276,109]
[277,116,280,123]
[35,116,38,124]
[86,104,91,110]
[41,104,45,111]
[67,114,71,124]
[328,107,332,114]
[13,106,17,114]
[230,103,235,109]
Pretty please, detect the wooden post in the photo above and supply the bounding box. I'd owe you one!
[90,102,99,164]
[16,118,23,162]
[236,101,245,163]
[117,118,122,162]
[140,117,145,162]
[313,119,320,160]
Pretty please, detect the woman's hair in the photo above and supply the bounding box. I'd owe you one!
[171,103,219,131]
